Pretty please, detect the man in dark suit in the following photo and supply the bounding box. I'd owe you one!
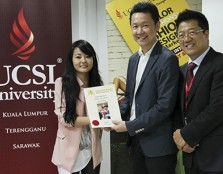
[173,9,223,174]
[111,2,179,174]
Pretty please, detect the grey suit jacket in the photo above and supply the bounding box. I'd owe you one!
[120,41,179,157]
[178,47,223,171]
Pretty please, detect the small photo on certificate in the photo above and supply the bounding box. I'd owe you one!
[84,84,122,128]
[98,102,111,120]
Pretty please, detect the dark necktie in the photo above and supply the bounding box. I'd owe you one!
[185,62,197,108]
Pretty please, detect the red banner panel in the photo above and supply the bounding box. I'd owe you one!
[0,0,71,173]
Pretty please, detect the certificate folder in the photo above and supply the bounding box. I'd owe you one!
[84,84,122,128]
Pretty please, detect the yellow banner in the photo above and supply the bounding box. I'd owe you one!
[106,0,190,66]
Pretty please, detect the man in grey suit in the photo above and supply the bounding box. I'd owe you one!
[112,2,179,174]
[173,9,223,174]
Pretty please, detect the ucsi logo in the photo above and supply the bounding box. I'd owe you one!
[10,8,35,60]
[0,8,59,101]
[115,8,131,19]
[116,10,123,19]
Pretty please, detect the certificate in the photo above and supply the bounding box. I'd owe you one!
[84,84,122,128]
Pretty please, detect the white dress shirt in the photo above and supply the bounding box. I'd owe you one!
[130,41,157,121]
[188,46,210,76]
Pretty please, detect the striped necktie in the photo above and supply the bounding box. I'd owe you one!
[185,62,197,108]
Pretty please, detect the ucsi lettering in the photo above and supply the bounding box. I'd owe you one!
[122,8,131,16]
[0,64,56,86]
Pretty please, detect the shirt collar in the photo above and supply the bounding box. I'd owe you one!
[138,40,158,57]
[188,46,210,66]
[77,77,84,87]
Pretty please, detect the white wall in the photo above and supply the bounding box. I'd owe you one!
[71,1,110,174]
[202,0,223,52]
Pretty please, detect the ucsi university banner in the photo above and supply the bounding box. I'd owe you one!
[0,0,71,173]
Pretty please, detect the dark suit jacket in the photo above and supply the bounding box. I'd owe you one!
[120,41,179,157]
[177,47,223,171]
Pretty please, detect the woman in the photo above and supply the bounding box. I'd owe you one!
[52,40,103,174]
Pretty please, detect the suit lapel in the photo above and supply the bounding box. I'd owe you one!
[187,48,217,104]
[131,54,140,94]
[138,42,161,88]
[180,64,187,111]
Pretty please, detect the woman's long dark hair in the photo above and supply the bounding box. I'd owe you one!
[61,40,103,125]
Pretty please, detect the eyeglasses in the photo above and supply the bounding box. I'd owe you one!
[177,29,205,41]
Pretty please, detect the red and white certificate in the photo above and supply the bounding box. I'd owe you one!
[84,84,122,128]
